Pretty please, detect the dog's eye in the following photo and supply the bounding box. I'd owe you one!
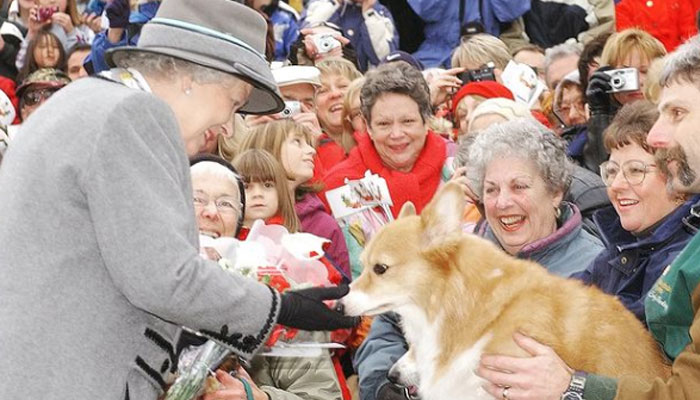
[373,263,389,275]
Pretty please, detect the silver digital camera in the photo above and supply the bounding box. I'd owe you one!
[280,101,301,118]
[312,33,341,54]
[604,68,640,93]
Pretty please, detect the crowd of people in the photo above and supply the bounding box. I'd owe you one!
[3,0,700,400]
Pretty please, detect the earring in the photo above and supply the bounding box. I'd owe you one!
[184,88,192,96]
[554,205,562,219]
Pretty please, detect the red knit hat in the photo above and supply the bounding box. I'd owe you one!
[451,81,514,115]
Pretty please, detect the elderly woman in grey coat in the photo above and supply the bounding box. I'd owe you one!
[0,1,356,400]
[467,118,603,276]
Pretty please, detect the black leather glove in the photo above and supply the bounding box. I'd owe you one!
[277,285,360,331]
[586,66,618,115]
[105,0,130,28]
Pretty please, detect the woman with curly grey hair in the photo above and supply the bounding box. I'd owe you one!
[468,118,603,276]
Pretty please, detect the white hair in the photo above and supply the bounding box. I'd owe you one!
[466,118,572,197]
[190,161,241,190]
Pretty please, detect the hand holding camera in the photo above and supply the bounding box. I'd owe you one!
[424,67,463,107]
[279,100,301,119]
[36,5,58,22]
[586,66,614,114]
[28,5,52,34]
[301,27,349,61]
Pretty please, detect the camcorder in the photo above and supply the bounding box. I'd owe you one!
[457,62,496,85]
[312,34,341,54]
[280,101,301,118]
[604,68,640,93]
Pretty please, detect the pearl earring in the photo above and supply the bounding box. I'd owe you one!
[184,88,192,96]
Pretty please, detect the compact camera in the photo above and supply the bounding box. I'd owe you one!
[457,62,496,84]
[280,101,301,118]
[312,34,341,54]
[604,68,640,93]
[37,6,58,22]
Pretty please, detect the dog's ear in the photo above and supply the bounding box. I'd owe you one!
[398,202,417,219]
[420,182,465,248]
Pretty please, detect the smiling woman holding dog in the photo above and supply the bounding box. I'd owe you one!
[467,119,604,276]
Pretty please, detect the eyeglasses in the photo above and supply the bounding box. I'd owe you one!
[554,99,585,118]
[193,193,242,214]
[599,160,657,187]
[22,87,60,107]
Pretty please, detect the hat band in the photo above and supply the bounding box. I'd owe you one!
[149,17,265,62]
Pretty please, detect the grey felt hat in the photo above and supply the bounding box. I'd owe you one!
[105,0,284,115]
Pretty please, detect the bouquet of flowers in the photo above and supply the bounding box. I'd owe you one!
[165,220,340,400]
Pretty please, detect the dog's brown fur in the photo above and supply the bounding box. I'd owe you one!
[346,183,670,382]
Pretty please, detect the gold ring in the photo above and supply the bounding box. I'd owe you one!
[502,386,510,399]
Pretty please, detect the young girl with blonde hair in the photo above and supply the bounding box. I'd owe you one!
[240,119,351,280]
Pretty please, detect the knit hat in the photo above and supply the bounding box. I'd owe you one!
[16,68,71,99]
[452,81,513,116]
[189,154,246,237]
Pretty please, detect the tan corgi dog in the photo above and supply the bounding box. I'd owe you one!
[341,182,670,400]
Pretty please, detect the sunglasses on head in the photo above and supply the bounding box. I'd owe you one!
[22,87,61,107]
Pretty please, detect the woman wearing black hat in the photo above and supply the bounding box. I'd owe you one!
[0,1,357,399]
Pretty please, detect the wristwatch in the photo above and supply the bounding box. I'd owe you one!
[561,371,587,400]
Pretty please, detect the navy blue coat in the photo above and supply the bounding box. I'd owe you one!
[573,196,700,323]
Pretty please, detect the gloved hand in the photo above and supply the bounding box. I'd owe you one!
[586,66,618,115]
[106,0,130,29]
[277,285,360,331]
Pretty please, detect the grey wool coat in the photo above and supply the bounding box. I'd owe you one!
[0,78,280,400]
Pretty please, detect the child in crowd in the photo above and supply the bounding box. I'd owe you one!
[241,120,352,281]
[16,0,94,70]
[16,28,65,83]
[233,149,301,237]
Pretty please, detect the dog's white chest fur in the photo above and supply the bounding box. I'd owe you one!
[399,306,492,400]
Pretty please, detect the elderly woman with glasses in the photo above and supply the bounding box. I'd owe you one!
[572,100,699,322]
[190,155,246,240]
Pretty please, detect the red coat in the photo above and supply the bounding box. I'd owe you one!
[616,0,698,52]
[320,131,447,218]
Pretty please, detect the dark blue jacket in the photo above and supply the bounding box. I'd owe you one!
[573,196,700,323]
